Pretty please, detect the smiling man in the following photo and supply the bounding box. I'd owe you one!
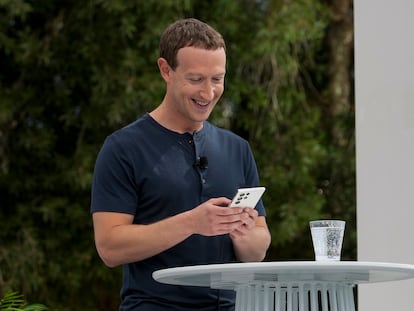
[90,18,271,311]
[154,45,226,131]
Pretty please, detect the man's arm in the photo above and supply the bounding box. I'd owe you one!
[92,197,249,267]
[230,209,271,262]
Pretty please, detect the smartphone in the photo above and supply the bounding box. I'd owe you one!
[229,187,266,208]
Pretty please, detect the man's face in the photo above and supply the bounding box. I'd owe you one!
[163,46,226,129]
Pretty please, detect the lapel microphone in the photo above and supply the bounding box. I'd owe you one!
[193,156,208,170]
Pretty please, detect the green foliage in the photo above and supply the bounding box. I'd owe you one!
[0,291,47,311]
[0,0,355,309]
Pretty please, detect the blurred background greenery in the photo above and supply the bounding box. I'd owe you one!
[0,0,354,310]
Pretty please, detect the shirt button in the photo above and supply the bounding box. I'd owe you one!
[202,178,206,184]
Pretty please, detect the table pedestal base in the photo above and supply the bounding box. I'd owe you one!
[235,282,355,311]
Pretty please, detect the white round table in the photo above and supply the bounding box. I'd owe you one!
[153,261,414,311]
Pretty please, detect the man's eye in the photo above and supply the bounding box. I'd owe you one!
[189,77,202,82]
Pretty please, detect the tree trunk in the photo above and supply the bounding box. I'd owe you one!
[328,0,354,144]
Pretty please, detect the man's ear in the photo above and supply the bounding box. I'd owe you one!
[157,58,172,81]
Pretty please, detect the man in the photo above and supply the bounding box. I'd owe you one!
[91,18,271,310]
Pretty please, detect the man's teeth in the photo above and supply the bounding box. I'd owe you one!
[194,100,209,106]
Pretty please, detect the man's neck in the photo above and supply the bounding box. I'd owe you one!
[149,104,203,134]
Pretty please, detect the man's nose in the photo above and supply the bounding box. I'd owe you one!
[200,82,215,101]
